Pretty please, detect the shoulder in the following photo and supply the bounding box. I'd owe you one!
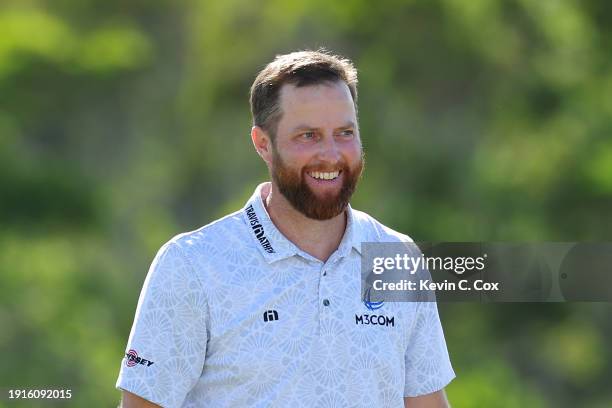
[351,207,414,244]
[162,209,248,260]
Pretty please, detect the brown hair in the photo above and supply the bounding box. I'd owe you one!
[250,49,358,141]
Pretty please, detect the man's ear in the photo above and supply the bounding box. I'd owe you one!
[251,126,273,166]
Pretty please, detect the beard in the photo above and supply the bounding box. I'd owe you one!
[270,147,364,220]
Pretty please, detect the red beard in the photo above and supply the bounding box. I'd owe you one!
[271,147,364,220]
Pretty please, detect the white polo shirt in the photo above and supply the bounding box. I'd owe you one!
[116,182,455,407]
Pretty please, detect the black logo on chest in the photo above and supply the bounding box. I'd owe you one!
[263,310,279,322]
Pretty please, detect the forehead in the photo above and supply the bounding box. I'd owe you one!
[277,81,356,130]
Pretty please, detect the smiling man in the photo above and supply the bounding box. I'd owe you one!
[117,50,455,408]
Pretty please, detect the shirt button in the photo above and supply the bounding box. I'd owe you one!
[323,271,327,276]
[323,299,330,306]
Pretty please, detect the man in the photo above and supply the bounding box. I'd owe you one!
[117,50,455,407]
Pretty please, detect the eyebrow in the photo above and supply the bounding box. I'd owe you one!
[290,121,357,133]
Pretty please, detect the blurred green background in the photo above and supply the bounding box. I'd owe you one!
[1,0,611,407]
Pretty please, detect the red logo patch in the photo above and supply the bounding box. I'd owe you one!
[125,349,139,367]
[124,349,155,367]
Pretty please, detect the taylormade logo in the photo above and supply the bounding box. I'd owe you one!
[245,204,275,253]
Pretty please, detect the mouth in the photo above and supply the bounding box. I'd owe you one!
[306,170,342,181]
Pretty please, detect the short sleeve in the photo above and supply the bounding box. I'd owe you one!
[116,242,209,408]
[403,300,455,397]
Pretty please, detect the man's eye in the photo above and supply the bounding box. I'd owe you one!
[301,132,316,139]
[339,129,354,137]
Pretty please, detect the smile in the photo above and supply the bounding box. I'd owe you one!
[307,170,341,180]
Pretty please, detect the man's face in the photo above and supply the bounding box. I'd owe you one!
[270,81,364,220]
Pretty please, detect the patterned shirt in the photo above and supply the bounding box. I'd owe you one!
[116,182,455,407]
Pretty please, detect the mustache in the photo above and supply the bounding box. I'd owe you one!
[302,161,353,173]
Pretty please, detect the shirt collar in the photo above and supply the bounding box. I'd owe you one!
[241,182,363,264]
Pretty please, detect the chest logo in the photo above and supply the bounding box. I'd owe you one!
[263,310,279,322]
[363,287,384,311]
[357,288,394,327]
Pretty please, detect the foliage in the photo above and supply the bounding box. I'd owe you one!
[1,0,611,406]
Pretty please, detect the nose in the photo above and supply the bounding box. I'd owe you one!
[317,135,341,164]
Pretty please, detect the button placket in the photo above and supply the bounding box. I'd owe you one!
[319,265,330,306]
[318,264,332,337]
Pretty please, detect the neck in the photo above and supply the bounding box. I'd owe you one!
[261,182,347,262]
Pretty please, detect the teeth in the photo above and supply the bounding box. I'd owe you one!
[310,171,340,180]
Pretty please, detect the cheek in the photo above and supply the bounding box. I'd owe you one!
[280,143,316,165]
[343,142,363,162]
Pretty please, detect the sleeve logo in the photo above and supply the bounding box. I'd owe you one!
[125,349,155,367]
